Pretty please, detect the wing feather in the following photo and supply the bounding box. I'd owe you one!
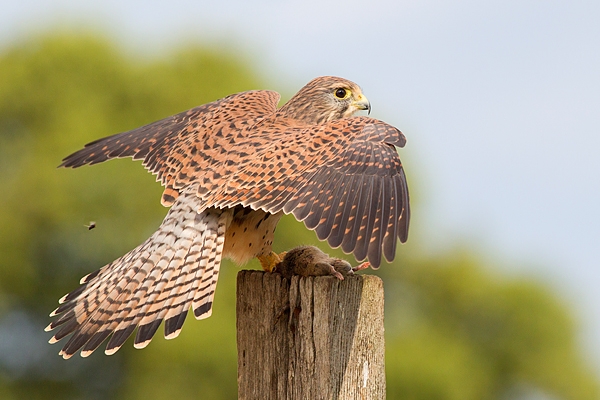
[61,92,408,269]
[195,117,410,267]
[60,90,281,206]
[314,172,352,240]
[382,176,399,262]
[235,118,409,267]
[339,174,369,253]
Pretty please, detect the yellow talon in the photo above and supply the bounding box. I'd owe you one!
[257,251,286,272]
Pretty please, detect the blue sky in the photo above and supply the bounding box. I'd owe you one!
[3,0,600,368]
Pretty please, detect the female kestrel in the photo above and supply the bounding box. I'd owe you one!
[46,76,410,358]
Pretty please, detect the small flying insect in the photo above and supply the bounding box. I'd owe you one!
[85,221,96,230]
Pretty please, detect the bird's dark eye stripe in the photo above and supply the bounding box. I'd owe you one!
[335,88,347,99]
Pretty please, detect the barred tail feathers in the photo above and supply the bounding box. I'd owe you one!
[46,192,231,359]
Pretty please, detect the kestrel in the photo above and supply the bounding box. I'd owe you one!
[47,76,410,359]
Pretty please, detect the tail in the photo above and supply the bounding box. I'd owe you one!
[45,191,231,359]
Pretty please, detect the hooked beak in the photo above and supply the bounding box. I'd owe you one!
[354,94,371,115]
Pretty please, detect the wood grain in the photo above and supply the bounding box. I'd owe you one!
[237,270,385,399]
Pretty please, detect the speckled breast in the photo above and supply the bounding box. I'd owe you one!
[222,205,283,265]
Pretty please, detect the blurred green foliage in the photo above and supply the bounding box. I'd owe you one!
[0,32,597,399]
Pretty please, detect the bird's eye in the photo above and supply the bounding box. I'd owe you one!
[334,88,350,99]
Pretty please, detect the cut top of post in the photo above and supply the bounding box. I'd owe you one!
[236,271,386,400]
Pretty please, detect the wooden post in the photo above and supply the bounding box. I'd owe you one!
[236,270,386,400]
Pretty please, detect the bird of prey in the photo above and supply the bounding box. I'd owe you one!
[46,76,410,359]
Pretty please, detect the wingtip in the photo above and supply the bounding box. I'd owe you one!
[399,227,409,244]
[369,262,382,270]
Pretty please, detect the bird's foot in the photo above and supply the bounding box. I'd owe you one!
[274,245,368,280]
[352,261,371,272]
[257,251,287,272]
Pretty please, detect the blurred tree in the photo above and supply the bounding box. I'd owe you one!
[0,32,597,400]
[383,251,599,399]
[0,32,261,400]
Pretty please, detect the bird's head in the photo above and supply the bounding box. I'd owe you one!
[279,76,371,125]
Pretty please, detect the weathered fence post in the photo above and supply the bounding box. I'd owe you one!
[236,270,386,400]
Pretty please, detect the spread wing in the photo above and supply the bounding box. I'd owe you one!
[60,90,281,206]
[61,93,408,267]
[201,117,410,268]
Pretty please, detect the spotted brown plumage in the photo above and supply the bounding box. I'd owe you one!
[48,76,410,358]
